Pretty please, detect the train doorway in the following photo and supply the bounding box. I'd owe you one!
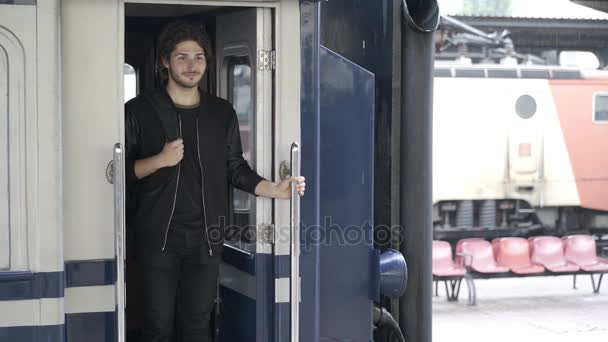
[123,3,281,341]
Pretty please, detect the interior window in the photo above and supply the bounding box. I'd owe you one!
[124,64,138,103]
[226,55,256,246]
[229,56,254,211]
[594,93,608,123]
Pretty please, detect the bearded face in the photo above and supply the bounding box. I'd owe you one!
[164,40,207,89]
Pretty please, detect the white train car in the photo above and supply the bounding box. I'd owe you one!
[433,64,608,237]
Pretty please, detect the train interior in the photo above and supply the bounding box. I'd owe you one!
[124,3,267,341]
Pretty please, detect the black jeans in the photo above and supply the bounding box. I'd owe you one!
[141,229,220,342]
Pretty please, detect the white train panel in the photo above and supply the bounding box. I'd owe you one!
[62,0,121,261]
[0,4,37,273]
[434,77,511,201]
[433,76,584,208]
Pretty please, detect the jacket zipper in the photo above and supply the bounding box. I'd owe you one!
[196,117,213,256]
[161,115,183,251]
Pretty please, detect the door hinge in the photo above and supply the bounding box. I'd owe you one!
[259,224,275,245]
[258,50,276,71]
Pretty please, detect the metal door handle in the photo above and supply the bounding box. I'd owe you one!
[290,142,301,342]
[112,143,126,342]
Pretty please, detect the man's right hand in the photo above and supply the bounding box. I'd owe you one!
[160,139,184,167]
[134,139,184,179]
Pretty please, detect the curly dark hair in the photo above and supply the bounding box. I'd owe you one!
[157,20,213,67]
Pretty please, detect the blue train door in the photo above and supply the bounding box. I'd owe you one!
[298,3,376,341]
[215,8,280,342]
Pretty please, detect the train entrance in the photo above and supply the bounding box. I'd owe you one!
[122,2,296,341]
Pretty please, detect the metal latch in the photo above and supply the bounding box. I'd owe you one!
[258,50,276,70]
[106,160,115,184]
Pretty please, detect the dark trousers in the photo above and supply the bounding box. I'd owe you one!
[141,229,220,342]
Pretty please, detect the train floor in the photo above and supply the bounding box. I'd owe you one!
[433,275,608,342]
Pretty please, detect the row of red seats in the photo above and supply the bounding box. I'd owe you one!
[433,235,608,277]
[432,235,608,304]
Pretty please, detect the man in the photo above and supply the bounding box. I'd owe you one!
[125,21,305,342]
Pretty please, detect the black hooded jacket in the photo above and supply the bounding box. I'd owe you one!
[125,89,264,257]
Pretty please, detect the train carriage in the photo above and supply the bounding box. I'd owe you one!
[432,63,608,243]
[0,1,439,342]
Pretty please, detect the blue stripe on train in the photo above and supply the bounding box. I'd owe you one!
[65,312,116,342]
[0,324,63,342]
[0,271,64,300]
[274,255,291,278]
[0,259,115,301]
[0,311,117,342]
[274,302,290,342]
[65,260,115,287]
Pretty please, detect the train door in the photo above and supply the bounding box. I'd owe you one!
[122,2,302,342]
[214,8,277,342]
[297,4,376,341]
[215,7,302,341]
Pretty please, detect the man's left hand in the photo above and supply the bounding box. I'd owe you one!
[275,176,306,199]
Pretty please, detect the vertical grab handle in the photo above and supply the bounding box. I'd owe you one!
[112,143,126,342]
[290,142,301,342]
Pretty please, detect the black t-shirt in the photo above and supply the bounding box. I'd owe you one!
[170,105,205,232]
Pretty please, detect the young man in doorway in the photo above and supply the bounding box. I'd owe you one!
[125,21,305,342]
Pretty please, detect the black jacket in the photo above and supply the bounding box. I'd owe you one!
[125,89,264,256]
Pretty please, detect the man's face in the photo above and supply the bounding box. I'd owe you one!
[163,40,206,89]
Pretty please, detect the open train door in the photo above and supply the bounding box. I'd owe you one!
[215,7,289,342]
[215,5,303,341]
[298,2,377,342]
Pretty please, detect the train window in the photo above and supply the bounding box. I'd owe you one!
[454,68,485,78]
[521,69,550,79]
[228,56,254,214]
[124,64,137,103]
[433,68,451,77]
[552,70,581,79]
[487,69,517,78]
[594,93,608,123]
[515,95,537,119]
[224,55,256,248]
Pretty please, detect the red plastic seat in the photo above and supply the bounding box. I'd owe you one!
[563,235,608,272]
[530,236,579,273]
[456,238,509,274]
[432,240,466,277]
[493,237,544,274]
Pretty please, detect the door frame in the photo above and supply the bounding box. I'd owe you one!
[119,1,301,341]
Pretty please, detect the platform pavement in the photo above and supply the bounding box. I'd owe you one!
[433,275,608,342]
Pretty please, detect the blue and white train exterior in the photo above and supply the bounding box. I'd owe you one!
[0,0,438,341]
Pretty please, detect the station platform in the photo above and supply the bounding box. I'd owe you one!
[433,275,608,342]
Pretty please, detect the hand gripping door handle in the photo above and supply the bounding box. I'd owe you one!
[290,142,301,342]
[112,143,126,342]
